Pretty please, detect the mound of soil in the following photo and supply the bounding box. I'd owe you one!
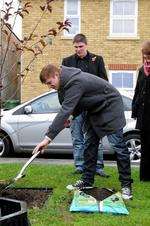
[1,188,52,208]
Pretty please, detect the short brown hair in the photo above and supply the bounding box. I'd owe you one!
[142,40,150,55]
[39,64,59,83]
[73,33,87,44]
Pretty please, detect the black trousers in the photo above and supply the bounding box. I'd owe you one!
[140,130,150,181]
[82,120,133,187]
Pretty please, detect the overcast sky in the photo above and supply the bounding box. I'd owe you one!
[0,0,22,39]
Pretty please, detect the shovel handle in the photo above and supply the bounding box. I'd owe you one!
[14,151,41,180]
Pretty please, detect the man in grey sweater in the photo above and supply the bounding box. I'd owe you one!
[33,64,133,200]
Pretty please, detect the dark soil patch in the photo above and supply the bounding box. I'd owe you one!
[0,188,53,208]
[82,187,115,201]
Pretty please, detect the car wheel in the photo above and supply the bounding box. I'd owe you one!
[124,133,141,162]
[0,132,11,157]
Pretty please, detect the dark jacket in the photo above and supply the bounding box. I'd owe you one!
[132,66,150,130]
[62,51,108,81]
[46,66,126,140]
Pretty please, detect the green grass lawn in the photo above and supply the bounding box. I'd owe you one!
[0,163,150,226]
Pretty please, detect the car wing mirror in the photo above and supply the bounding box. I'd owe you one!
[24,105,33,114]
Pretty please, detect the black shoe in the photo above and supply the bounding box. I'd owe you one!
[70,180,93,190]
[96,170,110,178]
[66,180,93,191]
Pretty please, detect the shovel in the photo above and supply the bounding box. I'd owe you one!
[0,151,40,192]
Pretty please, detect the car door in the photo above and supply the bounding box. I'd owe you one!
[17,92,72,152]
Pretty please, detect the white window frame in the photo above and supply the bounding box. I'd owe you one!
[64,0,81,37]
[109,70,137,92]
[109,0,138,38]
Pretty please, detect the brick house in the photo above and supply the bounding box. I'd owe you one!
[22,0,150,102]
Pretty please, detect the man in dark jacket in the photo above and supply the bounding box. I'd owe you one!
[62,33,108,176]
[33,64,133,200]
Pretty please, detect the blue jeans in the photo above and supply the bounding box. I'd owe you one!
[70,112,104,170]
[82,120,133,187]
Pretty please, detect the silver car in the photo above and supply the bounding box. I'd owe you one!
[0,90,141,161]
